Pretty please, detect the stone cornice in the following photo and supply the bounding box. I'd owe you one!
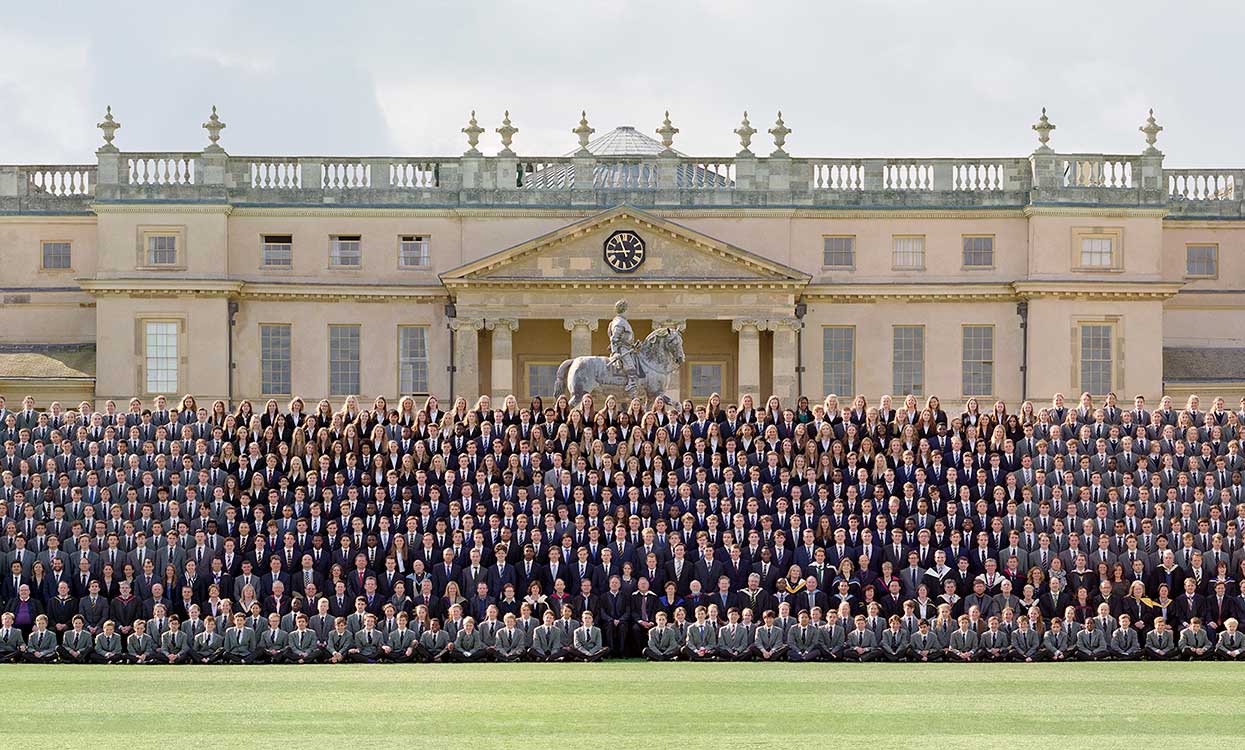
[90,202,233,215]
[804,280,1185,303]
[0,214,97,225]
[76,277,448,303]
[1023,205,1169,219]
[442,278,805,291]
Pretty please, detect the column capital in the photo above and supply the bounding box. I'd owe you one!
[449,317,484,332]
[563,318,599,332]
[766,317,803,332]
[485,317,519,332]
[653,318,686,332]
[731,318,765,333]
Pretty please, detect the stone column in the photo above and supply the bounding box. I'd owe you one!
[652,318,686,404]
[563,318,598,359]
[487,318,519,401]
[768,317,802,405]
[732,319,763,399]
[449,317,484,400]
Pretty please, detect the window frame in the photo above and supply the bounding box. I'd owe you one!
[821,325,856,397]
[1184,242,1219,279]
[260,234,294,270]
[821,235,856,270]
[522,359,563,401]
[685,360,728,401]
[960,324,995,398]
[39,240,73,271]
[891,234,926,271]
[892,324,926,397]
[961,234,995,270]
[135,316,186,396]
[327,324,362,396]
[397,234,432,270]
[1073,319,1121,397]
[1071,226,1124,272]
[136,226,187,270]
[397,325,431,395]
[329,234,363,270]
[259,323,293,396]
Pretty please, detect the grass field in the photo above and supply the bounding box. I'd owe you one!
[4,662,1245,748]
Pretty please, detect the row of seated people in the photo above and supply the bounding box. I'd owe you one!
[3,602,1243,664]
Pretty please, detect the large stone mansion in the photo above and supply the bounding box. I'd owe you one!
[0,107,1241,406]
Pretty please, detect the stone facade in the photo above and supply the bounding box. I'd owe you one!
[0,107,1242,406]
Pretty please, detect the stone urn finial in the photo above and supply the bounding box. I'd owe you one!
[496,110,518,156]
[462,110,485,156]
[768,110,791,156]
[734,110,756,156]
[97,105,121,152]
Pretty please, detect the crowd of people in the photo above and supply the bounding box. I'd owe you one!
[3,387,1245,664]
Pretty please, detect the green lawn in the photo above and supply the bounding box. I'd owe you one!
[4,662,1244,748]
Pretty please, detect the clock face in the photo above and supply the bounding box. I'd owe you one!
[603,230,645,273]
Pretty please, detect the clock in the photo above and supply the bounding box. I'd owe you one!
[603,230,645,273]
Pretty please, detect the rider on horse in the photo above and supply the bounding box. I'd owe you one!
[607,299,640,397]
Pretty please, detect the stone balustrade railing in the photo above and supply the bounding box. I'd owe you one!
[1,152,1242,217]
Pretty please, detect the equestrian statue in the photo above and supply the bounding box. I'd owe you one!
[554,300,685,407]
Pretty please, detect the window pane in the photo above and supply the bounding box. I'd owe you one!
[145,321,178,393]
[1080,237,1113,267]
[689,364,723,399]
[147,235,178,265]
[822,327,855,396]
[962,236,994,267]
[41,242,72,269]
[1080,324,1113,394]
[892,326,924,396]
[329,325,361,395]
[1186,245,1217,276]
[399,327,430,394]
[961,325,994,396]
[527,364,559,399]
[330,236,362,267]
[892,236,925,268]
[262,235,293,268]
[823,236,855,267]
[399,235,430,268]
[260,324,292,394]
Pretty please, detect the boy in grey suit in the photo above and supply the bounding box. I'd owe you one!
[59,615,92,663]
[492,613,527,662]
[1041,619,1071,661]
[285,614,321,664]
[819,611,847,662]
[193,616,225,664]
[1215,617,1245,660]
[1075,617,1109,660]
[1109,614,1142,660]
[325,617,356,663]
[158,617,192,664]
[126,619,157,664]
[257,613,288,663]
[978,616,1010,662]
[1178,618,1213,660]
[351,615,385,663]
[752,610,787,662]
[910,619,943,662]
[1010,617,1040,662]
[1145,617,1177,660]
[947,615,979,662]
[25,615,58,663]
[383,612,419,663]
[0,612,26,662]
[91,620,125,663]
[880,615,911,662]
[843,614,880,662]
[684,607,718,661]
[716,608,751,661]
[449,617,487,662]
[223,613,258,664]
[418,619,452,663]
[645,611,682,661]
[529,611,566,662]
[571,611,608,662]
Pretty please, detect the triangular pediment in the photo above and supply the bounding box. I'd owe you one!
[440,205,810,286]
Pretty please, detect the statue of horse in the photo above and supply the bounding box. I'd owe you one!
[554,327,685,407]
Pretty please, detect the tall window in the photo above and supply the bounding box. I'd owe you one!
[689,364,724,399]
[398,326,430,394]
[822,327,855,396]
[328,325,361,395]
[1186,244,1218,277]
[144,321,178,393]
[40,241,72,269]
[330,235,362,268]
[1079,323,1114,395]
[399,235,431,268]
[892,235,925,269]
[527,364,560,399]
[260,324,292,395]
[146,235,178,265]
[822,236,855,268]
[961,325,994,396]
[892,326,925,396]
[962,235,994,268]
[1079,237,1114,268]
[262,235,293,268]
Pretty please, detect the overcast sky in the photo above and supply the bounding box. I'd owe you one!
[2,1,1240,166]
